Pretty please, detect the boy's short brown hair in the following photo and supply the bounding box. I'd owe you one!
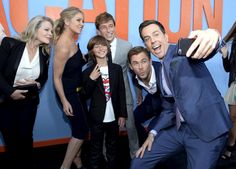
[95,12,116,30]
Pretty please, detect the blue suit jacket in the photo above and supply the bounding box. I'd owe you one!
[152,45,232,142]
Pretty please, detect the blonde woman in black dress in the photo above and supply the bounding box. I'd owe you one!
[53,7,88,169]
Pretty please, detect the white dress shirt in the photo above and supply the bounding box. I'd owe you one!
[13,46,40,86]
[110,38,117,61]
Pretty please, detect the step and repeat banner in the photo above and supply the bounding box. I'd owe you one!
[0,0,235,146]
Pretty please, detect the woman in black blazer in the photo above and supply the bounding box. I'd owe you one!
[0,16,53,169]
[83,35,127,169]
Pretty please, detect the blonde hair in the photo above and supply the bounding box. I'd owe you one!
[54,7,83,41]
[20,15,54,54]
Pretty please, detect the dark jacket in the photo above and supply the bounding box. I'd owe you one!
[82,62,127,125]
[0,37,49,100]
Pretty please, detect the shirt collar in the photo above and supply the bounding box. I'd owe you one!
[110,37,117,48]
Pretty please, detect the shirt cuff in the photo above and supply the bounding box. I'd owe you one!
[150,130,158,137]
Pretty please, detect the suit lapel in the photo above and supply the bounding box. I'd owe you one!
[38,47,45,79]
[162,45,178,95]
[89,64,105,95]
[113,38,120,63]
[108,63,114,94]
[156,63,165,95]
[97,76,105,95]
[13,43,25,73]
[152,62,161,89]
[162,45,178,81]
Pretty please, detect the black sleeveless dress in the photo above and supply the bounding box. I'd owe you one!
[62,48,88,139]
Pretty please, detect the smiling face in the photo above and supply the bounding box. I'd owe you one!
[97,20,116,42]
[141,24,169,60]
[129,51,152,83]
[35,20,53,44]
[93,44,108,59]
[67,12,84,34]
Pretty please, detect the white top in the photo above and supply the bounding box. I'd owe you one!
[13,46,40,86]
[100,66,115,122]
[110,37,117,61]
[136,66,157,94]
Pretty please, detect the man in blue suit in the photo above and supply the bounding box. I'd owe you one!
[129,20,232,169]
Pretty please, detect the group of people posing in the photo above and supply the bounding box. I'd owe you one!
[0,6,235,169]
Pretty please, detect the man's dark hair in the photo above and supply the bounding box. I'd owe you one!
[95,12,116,30]
[128,46,151,64]
[139,20,166,41]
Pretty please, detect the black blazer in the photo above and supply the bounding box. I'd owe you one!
[82,62,127,125]
[0,37,49,99]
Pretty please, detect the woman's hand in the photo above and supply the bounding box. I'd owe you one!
[10,90,27,100]
[62,99,73,116]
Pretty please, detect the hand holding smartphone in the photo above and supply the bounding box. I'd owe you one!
[177,38,198,56]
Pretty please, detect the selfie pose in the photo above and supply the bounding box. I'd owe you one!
[130,20,232,169]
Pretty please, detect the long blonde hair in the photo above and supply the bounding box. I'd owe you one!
[54,7,83,42]
[20,15,54,54]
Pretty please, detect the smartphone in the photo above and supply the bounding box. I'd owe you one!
[177,38,197,56]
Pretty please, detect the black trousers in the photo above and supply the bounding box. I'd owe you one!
[88,121,119,169]
[0,98,39,169]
